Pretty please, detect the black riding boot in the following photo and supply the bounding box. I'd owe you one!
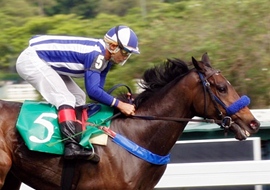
[58,105,100,162]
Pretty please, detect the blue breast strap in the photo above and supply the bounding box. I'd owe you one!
[112,133,170,165]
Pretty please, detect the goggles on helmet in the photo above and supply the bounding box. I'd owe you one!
[115,26,132,57]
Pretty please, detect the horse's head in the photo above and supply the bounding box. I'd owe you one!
[191,53,260,140]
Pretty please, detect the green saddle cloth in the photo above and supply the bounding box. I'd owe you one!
[16,100,114,155]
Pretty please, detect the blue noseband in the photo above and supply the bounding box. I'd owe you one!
[214,95,250,116]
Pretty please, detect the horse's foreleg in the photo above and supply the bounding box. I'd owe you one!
[0,149,12,189]
[2,171,21,190]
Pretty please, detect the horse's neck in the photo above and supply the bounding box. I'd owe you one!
[117,85,193,156]
[150,92,192,150]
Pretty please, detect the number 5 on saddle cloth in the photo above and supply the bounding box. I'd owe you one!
[16,100,114,155]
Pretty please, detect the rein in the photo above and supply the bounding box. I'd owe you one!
[130,115,223,125]
[105,84,224,125]
[106,70,250,130]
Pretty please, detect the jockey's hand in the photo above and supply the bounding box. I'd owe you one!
[117,101,135,116]
[126,92,134,104]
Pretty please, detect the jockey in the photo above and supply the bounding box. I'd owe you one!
[16,25,140,162]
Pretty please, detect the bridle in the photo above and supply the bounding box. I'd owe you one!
[197,69,250,128]
[129,69,250,129]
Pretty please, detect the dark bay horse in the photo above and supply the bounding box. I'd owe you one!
[0,53,260,190]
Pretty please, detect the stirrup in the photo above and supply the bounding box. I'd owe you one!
[87,148,100,163]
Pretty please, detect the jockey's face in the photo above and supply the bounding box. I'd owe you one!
[109,44,131,64]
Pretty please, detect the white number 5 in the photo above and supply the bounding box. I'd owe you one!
[29,113,57,143]
[95,55,104,69]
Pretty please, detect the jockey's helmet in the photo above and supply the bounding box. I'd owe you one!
[104,25,140,55]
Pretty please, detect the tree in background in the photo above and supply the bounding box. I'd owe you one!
[0,0,269,108]
[43,0,99,18]
[97,0,137,16]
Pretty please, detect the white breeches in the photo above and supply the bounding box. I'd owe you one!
[16,47,86,109]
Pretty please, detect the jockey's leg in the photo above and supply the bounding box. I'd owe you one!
[59,75,86,107]
[58,105,100,162]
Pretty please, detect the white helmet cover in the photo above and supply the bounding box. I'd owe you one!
[104,25,140,54]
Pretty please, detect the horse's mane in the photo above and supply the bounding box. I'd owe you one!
[134,58,191,107]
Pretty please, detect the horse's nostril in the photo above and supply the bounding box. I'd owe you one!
[250,120,260,130]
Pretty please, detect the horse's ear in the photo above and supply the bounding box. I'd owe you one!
[201,52,211,67]
[192,56,204,72]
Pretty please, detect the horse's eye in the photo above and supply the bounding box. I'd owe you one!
[217,85,227,93]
